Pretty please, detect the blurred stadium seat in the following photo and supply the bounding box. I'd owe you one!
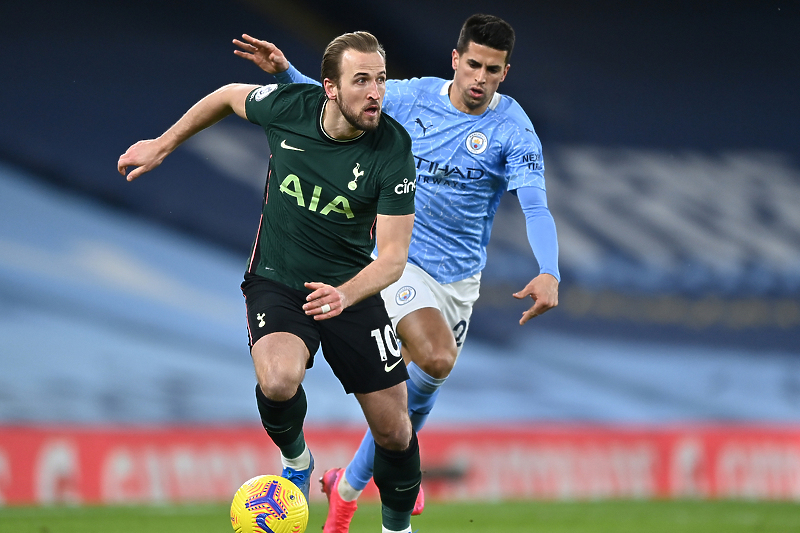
[1,0,799,424]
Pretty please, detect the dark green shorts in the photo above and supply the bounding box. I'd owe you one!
[241,273,409,394]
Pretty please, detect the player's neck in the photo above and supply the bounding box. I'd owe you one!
[321,99,363,140]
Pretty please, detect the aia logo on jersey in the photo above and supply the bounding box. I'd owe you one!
[466,132,488,154]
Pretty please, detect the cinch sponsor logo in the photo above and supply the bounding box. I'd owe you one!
[394,178,416,194]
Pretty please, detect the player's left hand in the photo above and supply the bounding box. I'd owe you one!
[303,282,347,320]
[513,273,559,325]
[233,34,290,74]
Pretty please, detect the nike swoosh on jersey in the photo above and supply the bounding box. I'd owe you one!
[384,358,404,373]
[280,140,304,151]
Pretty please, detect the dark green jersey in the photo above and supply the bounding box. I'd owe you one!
[244,83,416,291]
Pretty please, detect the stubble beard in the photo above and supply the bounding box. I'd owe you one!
[337,97,381,132]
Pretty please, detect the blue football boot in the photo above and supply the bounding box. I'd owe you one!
[281,452,314,502]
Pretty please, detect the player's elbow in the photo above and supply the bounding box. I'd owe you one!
[378,248,408,285]
[386,256,407,284]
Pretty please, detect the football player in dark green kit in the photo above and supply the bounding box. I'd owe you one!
[118,32,421,533]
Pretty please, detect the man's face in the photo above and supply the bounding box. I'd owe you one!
[451,42,510,114]
[332,50,386,132]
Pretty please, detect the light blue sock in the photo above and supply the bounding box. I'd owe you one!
[344,363,445,491]
[345,429,376,491]
[406,362,445,431]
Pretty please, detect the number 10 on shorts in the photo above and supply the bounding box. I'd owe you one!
[370,326,400,362]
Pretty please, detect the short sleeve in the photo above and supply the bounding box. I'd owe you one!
[244,84,280,126]
[376,150,416,216]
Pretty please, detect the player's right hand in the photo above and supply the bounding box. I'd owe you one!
[233,34,290,74]
[513,273,559,325]
[117,139,166,182]
[302,282,347,321]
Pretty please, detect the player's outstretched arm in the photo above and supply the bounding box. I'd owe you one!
[233,34,319,86]
[303,213,414,320]
[233,34,290,75]
[513,273,559,325]
[512,186,560,325]
[117,83,257,181]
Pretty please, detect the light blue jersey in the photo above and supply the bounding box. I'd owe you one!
[276,67,557,285]
[383,77,545,283]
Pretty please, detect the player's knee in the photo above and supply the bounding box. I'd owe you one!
[418,347,456,379]
[371,420,413,451]
[257,371,301,402]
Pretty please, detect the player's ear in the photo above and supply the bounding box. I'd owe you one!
[323,78,338,100]
[501,63,510,82]
[451,49,459,71]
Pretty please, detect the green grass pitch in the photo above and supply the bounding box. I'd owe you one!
[2,500,799,532]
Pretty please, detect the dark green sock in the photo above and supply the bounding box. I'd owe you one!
[373,431,420,531]
[255,383,307,459]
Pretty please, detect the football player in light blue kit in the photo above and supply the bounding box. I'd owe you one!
[234,14,559,533]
